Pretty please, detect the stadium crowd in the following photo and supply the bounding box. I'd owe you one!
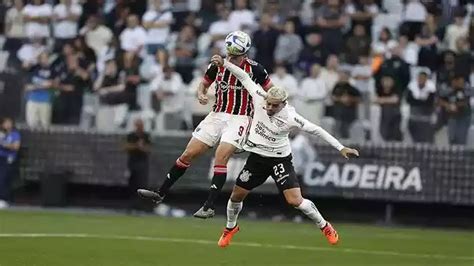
[0,0,473,145]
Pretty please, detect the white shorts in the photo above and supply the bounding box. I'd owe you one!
[192,112,251,149]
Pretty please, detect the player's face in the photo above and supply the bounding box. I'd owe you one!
[265,98,285,116]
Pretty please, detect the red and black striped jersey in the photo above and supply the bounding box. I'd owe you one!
[202,58,272,116]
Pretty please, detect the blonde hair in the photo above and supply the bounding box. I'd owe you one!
[266,86,288,102]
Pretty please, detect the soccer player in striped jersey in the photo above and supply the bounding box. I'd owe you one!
[138,31,273,218]
[208,54,359,247]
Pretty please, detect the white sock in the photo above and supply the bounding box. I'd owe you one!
[226,199,243,229]
[296,198,327,229]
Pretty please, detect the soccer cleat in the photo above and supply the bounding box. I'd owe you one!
[321,222,339,245]
[193,206,215,219]
[137,189,164,204]
[218,226,240,248]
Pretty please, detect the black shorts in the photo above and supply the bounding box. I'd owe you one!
[235,153,300,192]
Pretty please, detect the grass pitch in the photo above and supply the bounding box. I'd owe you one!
[0,209,472,266]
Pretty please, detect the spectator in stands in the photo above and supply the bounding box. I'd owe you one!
[208,4,233,55]
[298,32,324,74]
[415,22,439,71]
[375,75,402,141]
[52,0,82,51]
[22,0,52,39]
[264,0,284,28]
[320,54,340,93]
[54,54,89,125]
[454,36,471,81]
[438,75,471,145]
[351,55,372,121]
[228,0,255,32]
[4,0,25,54]
[397,35,419,66]
[52,42,76,75]
[119,14,147,56]
[124,118,151,212]
[270,65,298,104]
[73,37,97,75]
[150,66,184,131]
[315,0,348,56]
[79,15,113,57]
[345,24,370,65]
[444,10,469,53]
[25,52,55,128]
[16,37,45,69]
[406,71,436,143]
[298,63,328,125]
[253,12,280,72]
[371,27,397,58]
[375,46,411,94]
[174,25,198,84]
[344,0,379,37]
[122,53,141,111]
[274,20,303,73]
[94,59,125,106]
[106,0,131,35]
[96,37,120,74]
[142,0,173,66]
[437,51,457,92]
[332,69,361,138]
[401,0,427,40]
[0,117,21,209]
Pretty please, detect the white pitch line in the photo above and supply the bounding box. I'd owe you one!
[0,233,472,261]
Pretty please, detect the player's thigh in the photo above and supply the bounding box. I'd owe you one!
[270,157,301,195]
[191,112,226,148]
[220,115,251,151]
[235,155,271,192]
[180,137,212,162]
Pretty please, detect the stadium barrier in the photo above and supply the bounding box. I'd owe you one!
[19,129,473,206]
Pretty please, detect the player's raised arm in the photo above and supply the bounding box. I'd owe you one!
[210,55,267,99]
[290,111,359,159]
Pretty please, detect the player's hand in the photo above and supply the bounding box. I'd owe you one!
[340,147,359,159]
[210,54,224,67]
[198,92,209,105]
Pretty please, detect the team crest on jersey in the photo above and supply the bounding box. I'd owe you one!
[239,170,252,182]
[219,81,229,91]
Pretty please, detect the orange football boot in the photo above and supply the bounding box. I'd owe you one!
[218,226,240,248]
[321,222,339,245]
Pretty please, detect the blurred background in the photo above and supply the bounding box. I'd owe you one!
[0,0,473,229]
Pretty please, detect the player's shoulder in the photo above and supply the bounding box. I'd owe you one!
[286,105,305,127]
[244,58,266,70]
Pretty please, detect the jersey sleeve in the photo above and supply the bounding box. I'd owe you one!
[290,110,344,151]
[250,61,272,90]
[202,63,218,86]
[223,59,267,100]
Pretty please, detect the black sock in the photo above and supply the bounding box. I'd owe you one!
[157,158,190,196]
[204,165,227,210]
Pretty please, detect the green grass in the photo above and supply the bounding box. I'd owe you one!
[0,210,473,266]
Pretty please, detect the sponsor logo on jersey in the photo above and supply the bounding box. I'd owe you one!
[294,117,305,128]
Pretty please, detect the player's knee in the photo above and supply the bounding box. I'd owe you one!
[286,195,303,207]
[230,188,247,202]
[181,146,204,162]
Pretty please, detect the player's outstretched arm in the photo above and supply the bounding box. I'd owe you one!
[210,55,267,99]
[291,111,359,159]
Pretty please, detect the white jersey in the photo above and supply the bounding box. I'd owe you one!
[223,60,344,158]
